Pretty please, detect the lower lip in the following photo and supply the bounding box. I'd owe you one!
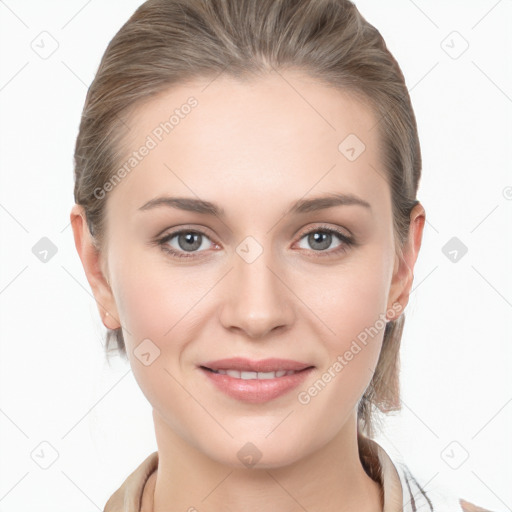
[200,367,314,404]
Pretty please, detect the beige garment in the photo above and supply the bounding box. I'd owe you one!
[104,450,158,512]
[103,436,490,512]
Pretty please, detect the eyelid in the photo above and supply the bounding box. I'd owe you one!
[295,223,353,242]
[153,223,217,240]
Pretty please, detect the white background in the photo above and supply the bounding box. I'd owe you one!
[0,1,511,511]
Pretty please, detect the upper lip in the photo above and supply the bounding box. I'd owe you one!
[201,357,314,373]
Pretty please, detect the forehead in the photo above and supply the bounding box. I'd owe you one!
[107,69,388,219]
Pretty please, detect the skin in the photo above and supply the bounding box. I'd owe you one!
[71,68,425,512]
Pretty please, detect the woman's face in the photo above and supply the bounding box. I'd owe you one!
[86,70,416,467]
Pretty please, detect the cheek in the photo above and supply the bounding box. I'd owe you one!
[114,272,171,350]
[301,249,391,346]
[110,251,215,387]
[295,268,388,437]
[299,247,392,399]
[112,251,202,350]
[111,263,194,422]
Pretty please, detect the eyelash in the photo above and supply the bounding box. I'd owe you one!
[155,225,355,260]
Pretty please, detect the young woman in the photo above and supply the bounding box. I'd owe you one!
[70,0,492,510]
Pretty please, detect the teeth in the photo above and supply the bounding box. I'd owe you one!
[212,369,299,379]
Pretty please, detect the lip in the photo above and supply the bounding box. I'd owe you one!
[199,358,314,404]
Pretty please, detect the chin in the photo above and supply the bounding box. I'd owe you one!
[202,435,312,471]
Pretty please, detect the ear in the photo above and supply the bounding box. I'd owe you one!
[386,202,426,317]
[70,204,120,330]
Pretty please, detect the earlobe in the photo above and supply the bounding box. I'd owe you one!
[386,203,426,317]
[69,204,121,329]
[103,311,119,330]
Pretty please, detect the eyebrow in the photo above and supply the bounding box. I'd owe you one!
[137,192,372,217]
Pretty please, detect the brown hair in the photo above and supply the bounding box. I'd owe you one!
[73,0,421,438]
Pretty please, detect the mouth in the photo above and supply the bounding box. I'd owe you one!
[198,358,315,403]
[200,366,312,380]
[199,357,314,375]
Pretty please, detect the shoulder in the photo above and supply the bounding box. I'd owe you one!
[459,498,495,512]
[103,451,159,512]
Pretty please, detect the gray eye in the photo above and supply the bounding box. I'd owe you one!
[297,231,342,251]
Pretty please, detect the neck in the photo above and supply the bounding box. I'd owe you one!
[149,410,383,512]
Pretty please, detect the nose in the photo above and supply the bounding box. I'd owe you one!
[219,243,295,339]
